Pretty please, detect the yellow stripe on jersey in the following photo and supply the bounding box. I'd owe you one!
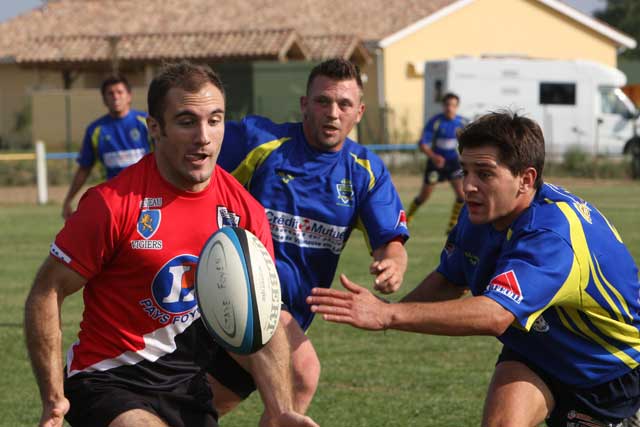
[593,257,633,322]
[231,137,291,187]
[355,216,373,253]
[136,115,147,127]
[564,306,639,369]
[91,126,102,160]
[349,153,375,191]
[555,306,588,340]
[136,115,154,151]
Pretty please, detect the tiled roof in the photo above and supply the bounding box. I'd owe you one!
[16,30,310,64]
[0,0,455,62]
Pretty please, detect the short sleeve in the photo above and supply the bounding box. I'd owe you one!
[219,120,250,172]
[51,188,119,279]
[357,167,409,251]
[77,124,97,168]
[418,116,437,146]
[435,225,467,287]
[484,230,577,330]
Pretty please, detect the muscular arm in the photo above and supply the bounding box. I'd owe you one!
[25,256,86,427]
[308,274,514,337]
[62,166,92,220]
[401,271,466,303]
[370,240,407,294]
[230,312,317,427]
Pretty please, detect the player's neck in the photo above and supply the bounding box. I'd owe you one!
[109,108,130,119]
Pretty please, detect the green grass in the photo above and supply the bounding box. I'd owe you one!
[2,176,640,426]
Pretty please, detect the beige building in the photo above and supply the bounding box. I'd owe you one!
[0,0,635,149]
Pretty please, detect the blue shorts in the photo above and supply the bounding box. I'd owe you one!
[498,346,640,426]
[423,157,463,184]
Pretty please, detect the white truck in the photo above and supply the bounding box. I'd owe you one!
[423,56,640,174]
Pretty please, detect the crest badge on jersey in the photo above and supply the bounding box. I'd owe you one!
[217,206,240,228]
[137,209,161,239]
[129,128,141,142]
[336,179,354,206]
[573,201,592,224]
[487,270,523,304]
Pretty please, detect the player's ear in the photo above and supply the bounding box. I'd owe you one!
[356,101,365,123]
[147,116,161,139]
[519,167,537,194]
[300,95,308,119]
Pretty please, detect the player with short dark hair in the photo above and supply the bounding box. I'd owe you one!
[407,92,467,233]
[214,57,409,415]
[308,111,640,426]
[25,61,317,427]
[62,74,152,220]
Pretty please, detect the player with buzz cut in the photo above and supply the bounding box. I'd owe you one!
[214,58,409,415]
[308,111,640,426]
[25,61,317,427]
[407,92,467,234]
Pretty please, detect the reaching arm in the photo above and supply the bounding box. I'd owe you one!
[401,271,466,303]
[25,256,87,427]
[369,240,407,294]
[231,312,318,427]
[62,166,92,220]
[418,143,445,168]
[307,274,514,337]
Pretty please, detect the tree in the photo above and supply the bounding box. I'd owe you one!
[594,0,640,60]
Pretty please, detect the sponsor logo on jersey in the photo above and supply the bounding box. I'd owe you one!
[139,255,200,325]
[103,148,146,169]
[266,208,348,254]
[464,251,479,266]
[140,197,163,208]
[395,210,407,229]
[336,178,354,206]
[217,206,240,228]
[532,315,550,333]
[129,128,141,142]
[573,201,592,224]
[131,240,163,250]
[137,209,161,239]
[487,270,523,304]
[50,242,71,264]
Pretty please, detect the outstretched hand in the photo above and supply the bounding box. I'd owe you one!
[306,274,391,331]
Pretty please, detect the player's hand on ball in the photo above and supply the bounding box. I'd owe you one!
[370,258,402,294]
[40,397,70,427]
[307,274,391,331]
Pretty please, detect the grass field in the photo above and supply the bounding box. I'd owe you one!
[1,176,640,427]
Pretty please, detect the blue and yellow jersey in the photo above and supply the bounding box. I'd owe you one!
[419,113,467,161]
[437,183,640,387]
[219,115,410,330]
[78,109,151,179]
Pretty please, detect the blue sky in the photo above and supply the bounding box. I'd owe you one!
[0,0,609,23]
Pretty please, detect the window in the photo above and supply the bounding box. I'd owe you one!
[539,83,576,105]
[599,86,634,117]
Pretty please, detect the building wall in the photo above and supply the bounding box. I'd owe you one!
[32,87,147,150]
[382,0,620,143]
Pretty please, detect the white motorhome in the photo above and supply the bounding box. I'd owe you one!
[424,56,640,162]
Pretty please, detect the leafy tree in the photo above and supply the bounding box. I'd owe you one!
[594,0,640,59]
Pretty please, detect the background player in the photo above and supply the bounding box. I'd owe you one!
[25,62,316,427]
[61,75,152,220]
[214,58,409,415]
[406,92,466,233]
[308,111,640,426]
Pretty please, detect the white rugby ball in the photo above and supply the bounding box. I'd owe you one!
[196,227,281,354]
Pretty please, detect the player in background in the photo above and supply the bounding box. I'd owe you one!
[62,75,152,220]
[214,58,409,415]
[406,92,467,233]
[308,111,640,426]
[25,62,317,427]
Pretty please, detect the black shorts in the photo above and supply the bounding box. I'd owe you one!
[498,346,640,426]
[64,371,218,427]
[423,157,463,184]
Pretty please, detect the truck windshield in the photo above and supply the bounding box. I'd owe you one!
[599,86,637,117]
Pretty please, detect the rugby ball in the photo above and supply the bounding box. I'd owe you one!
[196,227,281,354]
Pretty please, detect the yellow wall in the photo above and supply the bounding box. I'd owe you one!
[382,0,620,143]
[32,87,147,150]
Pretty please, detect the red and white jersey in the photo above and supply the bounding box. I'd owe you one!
[51,154,272,383]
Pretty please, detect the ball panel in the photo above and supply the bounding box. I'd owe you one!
[196,228,251,352]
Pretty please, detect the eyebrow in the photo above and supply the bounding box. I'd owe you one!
[460,160,498,168]
[173,108,225,119]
